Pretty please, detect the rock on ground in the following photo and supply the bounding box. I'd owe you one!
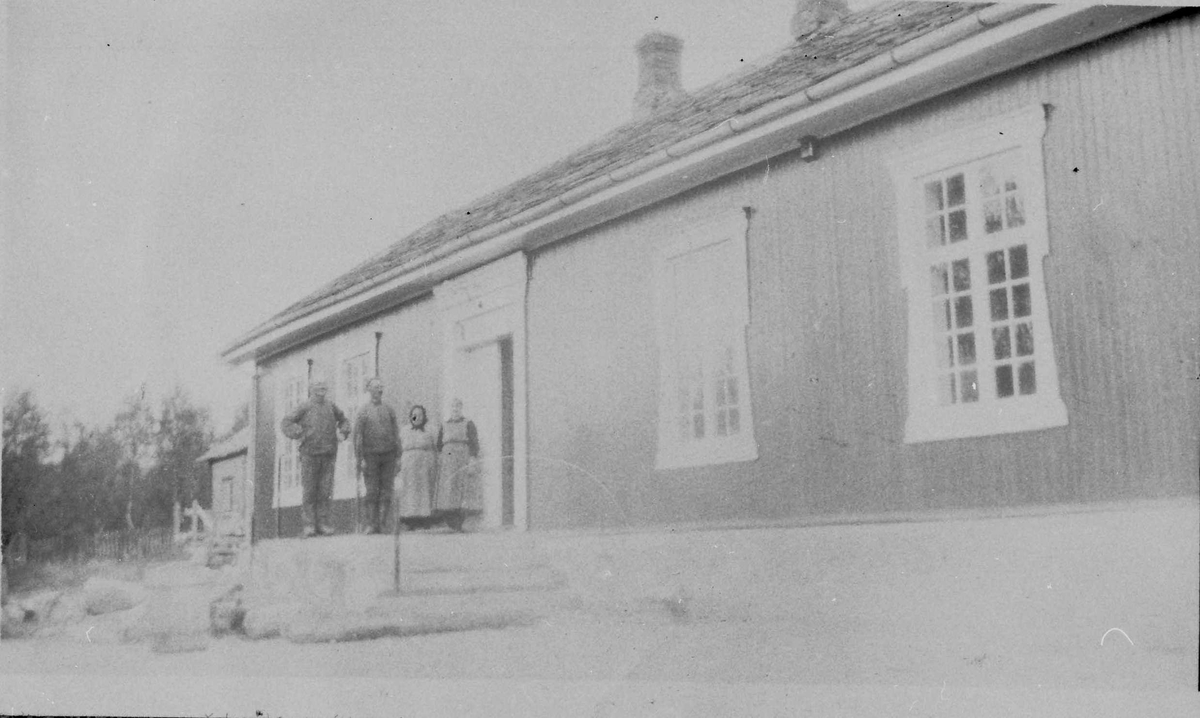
[118,602,150,644]
[141,563,218,653]
[242,602,302,640]
[1,600,34,638]
[209,584,245,635]
[82,577,146,615]
[17,589,65,622]
[47,591,87,625]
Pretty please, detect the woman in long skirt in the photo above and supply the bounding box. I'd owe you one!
[434,398,481,532]
[395,405,437,530]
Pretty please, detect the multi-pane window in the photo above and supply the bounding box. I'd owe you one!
[987,244,1036,399]
[921,152,1047,407]
[889,105,1067,443]
[672,342,745,443]
[712,346,742,437]
[655,212,758,469]
[275,371,306,506]
[929,254,979,405]
[335,349,374,499]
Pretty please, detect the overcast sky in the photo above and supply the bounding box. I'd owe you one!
[2,0,913,435]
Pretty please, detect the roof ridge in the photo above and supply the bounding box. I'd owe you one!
[236,1,990,350]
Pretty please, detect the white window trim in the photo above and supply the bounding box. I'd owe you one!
[888,104,1067,443]
[275,363,307,508]
[334,339,377,500]
[654,210,758,470]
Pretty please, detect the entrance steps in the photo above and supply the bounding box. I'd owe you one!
[247,530,564,610]
[243,529,581,641]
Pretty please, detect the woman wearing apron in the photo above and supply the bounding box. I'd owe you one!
[434,398,481,532]
[395,405,437,530]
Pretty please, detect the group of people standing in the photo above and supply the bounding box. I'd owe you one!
[280,378,481,538]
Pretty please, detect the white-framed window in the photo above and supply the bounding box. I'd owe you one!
[888,104,1067,443]
[275,368,307,507]
[654,210,758,469]
[334,344,375,499]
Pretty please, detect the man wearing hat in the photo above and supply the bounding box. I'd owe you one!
[354,377,400,534]
[281,380,350,537]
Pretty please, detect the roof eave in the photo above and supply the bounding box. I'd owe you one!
[196,446,248,463]
[222,2,1172,367]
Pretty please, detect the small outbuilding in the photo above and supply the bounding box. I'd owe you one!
[196,428,250,536]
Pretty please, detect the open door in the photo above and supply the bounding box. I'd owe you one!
[435,251,527,530]
[457,338,515,529]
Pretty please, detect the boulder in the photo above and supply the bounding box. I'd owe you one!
[242,602,301,640]
[2,601,29,623]
[82,577,146,615]
[1,600,34,638]
[283,610,378,644]
[18,589,64,622]
[143,563,215,653]
[118,602,151,644]
[47,591,87,625]
[209,584,245,635]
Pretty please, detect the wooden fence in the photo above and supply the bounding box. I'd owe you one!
[12,527,179,565]
[3,501,223,567]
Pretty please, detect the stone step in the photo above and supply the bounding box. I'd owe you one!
[282,590,552,643]
[397,565,565,596]
[247,533,562,613]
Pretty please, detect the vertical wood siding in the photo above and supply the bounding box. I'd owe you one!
[526,13,1199,528]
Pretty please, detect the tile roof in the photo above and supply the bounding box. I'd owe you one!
[244,1,990,346]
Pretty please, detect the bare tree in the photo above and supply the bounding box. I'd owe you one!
[149,387,213,524]
[112,387,156,530]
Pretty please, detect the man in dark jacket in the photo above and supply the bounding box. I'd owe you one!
[354,377,400,534]
[281,380,349,537]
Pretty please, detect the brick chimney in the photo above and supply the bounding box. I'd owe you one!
[633,31,687,120]
[790,0,849,41]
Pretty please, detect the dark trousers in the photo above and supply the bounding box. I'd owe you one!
[300,452,337,532]
[361,450,397,532]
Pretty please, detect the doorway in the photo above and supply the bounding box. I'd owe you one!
[458,336,515,529]
[435,251,528,530]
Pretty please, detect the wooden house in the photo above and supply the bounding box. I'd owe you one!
[196,428,250,535]
[222,1,1199,539]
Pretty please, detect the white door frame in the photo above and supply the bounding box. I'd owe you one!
[456,341,504,528]
[434,252,528,531]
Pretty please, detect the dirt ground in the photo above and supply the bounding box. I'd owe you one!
[3,608,1197,717]
[3,502,1196,717]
